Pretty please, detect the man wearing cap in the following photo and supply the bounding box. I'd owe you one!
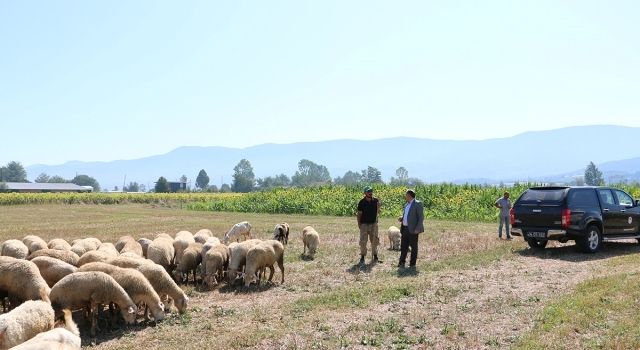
[398,189,424,269]
[357,186,381,264]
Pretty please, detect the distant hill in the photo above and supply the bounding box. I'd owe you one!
[26,125,640,189]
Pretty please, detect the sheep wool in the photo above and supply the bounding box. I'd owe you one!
[30,256,77,288]
[302,226,320,259]
[0,240,29,260]
[0,300,54,349]
[0,258,51,304]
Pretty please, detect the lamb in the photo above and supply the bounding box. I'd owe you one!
[1,240,29,260]
[138,238,152,258]
[302,226,320,259]
[174,243,203,284]
[21,236,48,254]
[244,240,285,287]
[202,244,229,287]
[30,256,77,288]
[116,236,143,257]
[78,263,165,322]
[272,222,290,245]
[96,243,119,257]
[193,229,213,244]
[223,221,252,244]
[26,249,79,266]
[69,238,101,257]
[387,226,401,251]
[0,300,54,349]
[173,231,195,264]
[147,236,175,273]
[9,309,80,350]
[76,250,112,266]
[49,271,137,337]
[227,239,262,282]
[47,239,72,251]
[0,258,51,305]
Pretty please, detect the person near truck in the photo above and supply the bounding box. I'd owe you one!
[357,186,381,264]
[495,191,512,239]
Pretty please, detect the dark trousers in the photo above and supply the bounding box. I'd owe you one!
[399,225,419,266]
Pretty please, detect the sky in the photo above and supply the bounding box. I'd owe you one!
[1,0,639,166]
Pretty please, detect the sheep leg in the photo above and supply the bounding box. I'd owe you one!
[90,302,99,338]
[278,254,285,284]
[303,243,306,255]
[267,265,275,282]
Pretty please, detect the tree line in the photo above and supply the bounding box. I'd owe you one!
[0,161,102,192]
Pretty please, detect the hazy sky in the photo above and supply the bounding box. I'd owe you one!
[1,1,639,165]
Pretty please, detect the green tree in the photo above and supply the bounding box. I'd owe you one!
[35,173,50,183]
[71,174,101,192]
[232,159,255,193]
[1,161,28,182]
[584,162,604,186]
[334,170,364,185]
[0,182,7,191]
[155,176,170,193]
[257,174,291,190]
[220,183,231,193]
[363,166,383,183]
[125,182,140,192]
[208,185,219,192]
[195,169,210,190]
[48,175,68,183]
[291,159,331,187]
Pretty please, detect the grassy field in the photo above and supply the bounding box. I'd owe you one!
[2,204,640,349]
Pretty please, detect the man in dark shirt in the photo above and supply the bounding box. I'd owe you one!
[357,186,381,264]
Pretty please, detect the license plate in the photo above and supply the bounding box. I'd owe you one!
[526,231,547,238]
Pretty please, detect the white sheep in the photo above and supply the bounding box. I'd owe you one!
[201,237,222,257]
[47,238,72,251]
[78,262,165,322]
[116,236,143,257]
[244,240,285,287]
[96,243,119,257]
[202,244,229,287]
[193,229,213,244]
[50,271,137,337]
[27,249,79,266]
[9,309,80,350]
[173,232,195,265]
[227,239,262,283]
[387,226,401,251]
[138,238,152,258]
[174,243,203,284]
[0,300,54,349]
[76,250,112,267]
[272,222,290,245]
[69,238,101,257]
[0,257,51,305]
[223,221,252,244]
[147,237,175,273]
[21,236,48,254]
[302,226,320,259]
[1,240,29,260]
[30,256,77,288]
[107,256,155,269]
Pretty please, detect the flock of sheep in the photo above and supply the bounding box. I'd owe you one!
[0,221,322,349]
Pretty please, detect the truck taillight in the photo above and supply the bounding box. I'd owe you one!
[562,209,571,229]
[510,208,515,225]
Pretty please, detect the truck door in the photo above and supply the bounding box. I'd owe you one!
[597,189,620,234]
[613,189,640,234]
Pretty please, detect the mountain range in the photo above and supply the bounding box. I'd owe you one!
[25,125,640,190]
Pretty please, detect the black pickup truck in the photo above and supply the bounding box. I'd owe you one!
[510,186,640,253]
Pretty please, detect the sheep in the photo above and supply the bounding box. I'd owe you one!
[116,236,143,257]
[302,226,320,259]
[69,238,101,257]
[26,249,79,266]
[136,264,189,314]
[0,258,51,305]
[273,222,290,245]
[387,226,401,251]
[174,243,203,284]
[47,239,72,251]
[202,244,229,287]
[173,232,195,265]
[0,300,54,349]
[10,309,80,350]
[78,263,165,322]
[119,252,145,260]
[227,239,262,283]
[201,237,222,258]
[30,256,77,288]
[96,243,119,257]
[223,221,252,244]
[138,238,152,258]
[1,240,29,260]
[244,240,285,287]
[107,256,154,269]
[21,236,48,254]
[49,271,137,337]
[147,237,175,273]
[154,233,173,240]
[76,250,112,267]
[193,229,213,244]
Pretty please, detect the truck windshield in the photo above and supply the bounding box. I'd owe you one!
[518,189,565,204]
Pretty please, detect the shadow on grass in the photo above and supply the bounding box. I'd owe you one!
[216,281,278,294]
[397,267,419,278]
[76,310,160,347]
[300,254,315,261]
[515,241,640,262]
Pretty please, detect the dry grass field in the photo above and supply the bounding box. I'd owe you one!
[2,204,640,349]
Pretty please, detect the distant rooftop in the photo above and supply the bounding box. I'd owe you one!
[0,182,93,192]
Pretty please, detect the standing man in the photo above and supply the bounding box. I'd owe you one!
[398,189,424,269]
[357,186,381,264]
[495,191,512,239]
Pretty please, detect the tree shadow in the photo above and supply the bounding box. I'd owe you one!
[515,240,640,262]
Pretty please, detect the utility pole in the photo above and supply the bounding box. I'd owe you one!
[123,174,127,193]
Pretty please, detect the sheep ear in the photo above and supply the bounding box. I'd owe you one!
[128,306,136,314]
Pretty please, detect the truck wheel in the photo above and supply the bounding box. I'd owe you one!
[527,239,548,249]
[578,225,602,253]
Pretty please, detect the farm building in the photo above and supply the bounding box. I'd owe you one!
[168,181,187,192]
[0,182,93,193]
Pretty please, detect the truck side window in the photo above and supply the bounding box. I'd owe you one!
[614,190,634,207]
[597,189,616,206]
[568,190,598,207]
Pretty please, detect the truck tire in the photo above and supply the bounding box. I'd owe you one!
[578,225,602,253]
[527,239,548,249]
